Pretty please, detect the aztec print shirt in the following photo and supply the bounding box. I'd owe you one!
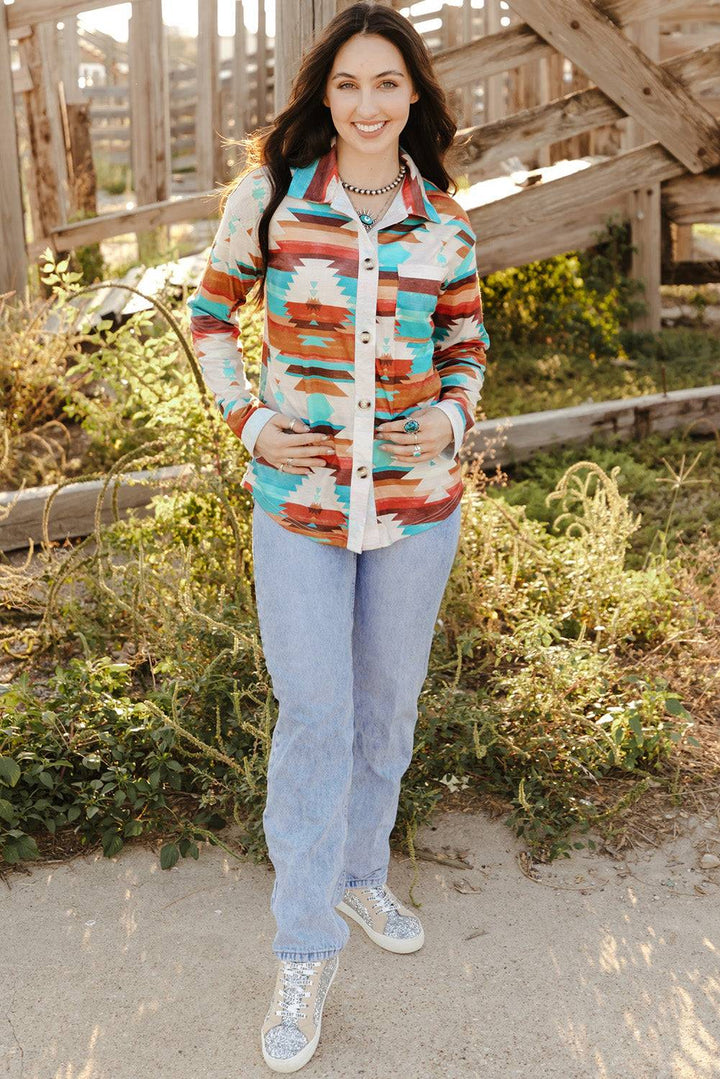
[188,136,490,552]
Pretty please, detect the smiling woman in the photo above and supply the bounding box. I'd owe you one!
[186,2,490,1072]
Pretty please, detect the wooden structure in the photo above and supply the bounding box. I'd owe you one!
[2,0,720,331]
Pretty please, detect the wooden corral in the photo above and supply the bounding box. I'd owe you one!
[1,0,720,330]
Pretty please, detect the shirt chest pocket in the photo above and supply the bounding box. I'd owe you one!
[393,262,447,343]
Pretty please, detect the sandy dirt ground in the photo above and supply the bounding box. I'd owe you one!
[1,806,719,1079]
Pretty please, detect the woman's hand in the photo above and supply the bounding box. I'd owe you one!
[253,413,334,474]
[376,407,454,463]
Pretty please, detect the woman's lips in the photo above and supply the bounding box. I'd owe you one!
[352,121,388,138]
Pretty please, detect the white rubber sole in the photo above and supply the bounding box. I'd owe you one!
[336,900,425,953]
[261,959,338,1074]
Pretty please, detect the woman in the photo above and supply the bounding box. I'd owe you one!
[188,2,490,1072]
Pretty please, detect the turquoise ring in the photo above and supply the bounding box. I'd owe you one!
[403,418,420,433]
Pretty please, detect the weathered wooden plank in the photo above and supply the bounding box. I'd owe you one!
[274,0,335,110]
[508,0,720,173]
[0,6,27,298]
[7,0,135,30]
[431,0,717,89]
[463,386,720,468]
[0,466,192,552]
[233,0,249,142]
[474,193,629,275]
[49,191,221,251]
[18,26,65,243]
[467,143,684,247]
[128,0,170,206]
[663,167,720,223]
[455,40,720,175]
[196,0,220,189]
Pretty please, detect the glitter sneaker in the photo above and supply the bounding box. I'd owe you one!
[336,882,424,953]
[260,954,339,1073]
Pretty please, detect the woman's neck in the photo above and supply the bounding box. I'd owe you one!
[334,138,403,191]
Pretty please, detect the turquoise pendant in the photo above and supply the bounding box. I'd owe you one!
[359,212,374,227]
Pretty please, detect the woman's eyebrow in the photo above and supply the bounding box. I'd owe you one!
[331,70,405,79]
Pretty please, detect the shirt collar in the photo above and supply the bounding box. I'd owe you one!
[287,134,441,224]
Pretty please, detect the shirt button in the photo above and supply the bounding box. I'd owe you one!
[358,399,371,409]
[357,465,369,478]
[360,330,371,343]
[363,257,374,269]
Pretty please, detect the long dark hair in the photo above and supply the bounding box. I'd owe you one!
[228,1,462,307]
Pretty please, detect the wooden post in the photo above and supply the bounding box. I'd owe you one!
[129,0,170,205]
[233,0,250,154]
[623,17,662,332]
[256,0,268,125]
[19,26,65,247]
[0,7,27,298]
[196,0,220,189]
[61,15,81,106]
[483,0,504,124]
[274,0,336,113]
[129,0,170,259]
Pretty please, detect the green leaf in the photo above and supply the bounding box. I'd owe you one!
[123,820,143,837]
[160,842,179,870]
[102,832,124,858]
[0,797,16,823]
[665,697,690,717]
[0,757,21,787]
[3,834,39,864]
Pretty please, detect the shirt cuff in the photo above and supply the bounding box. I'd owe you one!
[240,406,279,456]
[430,401,465,457]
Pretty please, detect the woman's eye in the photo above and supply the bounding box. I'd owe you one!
[337,81,399,90]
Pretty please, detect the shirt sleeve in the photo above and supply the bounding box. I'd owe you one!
[187,167,279,455]
[431,216,490,454]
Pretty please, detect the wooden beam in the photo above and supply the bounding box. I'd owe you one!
[623,17,662,332]
[233,0,249,144]
[431,0,718,89]
[464,385,720,468]
[507,0,720,173]
[475,194,631,275]
[468,143,683,246]
[455,40,720,175]
[18,26,65,242]
[663,167,720,224]
[128,0,170,206]
[49,191,221,252]
[275,0,335,110]
[0,465,191,552]
[7,1,136,31]
[0,6,27,297]
[196,0,220,189]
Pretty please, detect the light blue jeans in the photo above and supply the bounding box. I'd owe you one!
[251,499,462,962]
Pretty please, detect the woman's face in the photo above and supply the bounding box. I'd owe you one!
[322,33,419,155]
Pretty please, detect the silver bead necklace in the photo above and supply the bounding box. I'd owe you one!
[340,162,406,231]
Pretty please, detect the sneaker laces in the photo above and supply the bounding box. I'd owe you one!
[363,885,398,915]
[276,960,321,1023]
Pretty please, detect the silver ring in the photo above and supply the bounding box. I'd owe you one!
[412,443,422,457]
[289,418,297,432]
